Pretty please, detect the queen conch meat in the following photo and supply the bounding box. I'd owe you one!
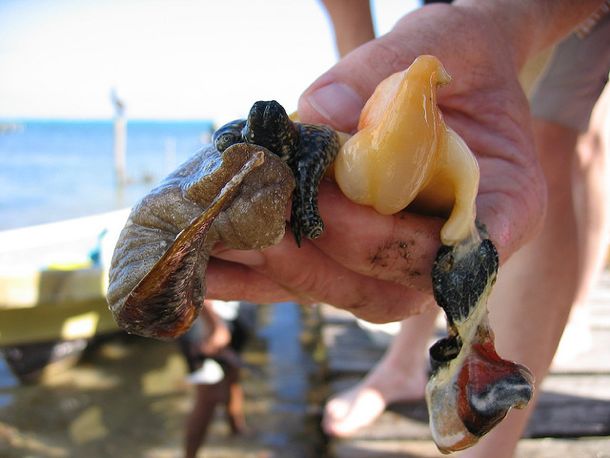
[107,55,533,454]
[335,55,480,246]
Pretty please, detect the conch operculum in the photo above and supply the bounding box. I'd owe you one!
[334,55,534,452]
[106,144,294,339]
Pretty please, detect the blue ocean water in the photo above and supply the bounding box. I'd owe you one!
[0,119,214,230]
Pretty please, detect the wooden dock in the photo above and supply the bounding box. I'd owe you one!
[319,270,610,458]
[2,273,608,457]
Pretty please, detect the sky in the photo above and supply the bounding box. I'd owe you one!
[0,0,418,124]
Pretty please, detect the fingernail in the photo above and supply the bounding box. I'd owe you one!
[215,249,265,267]
[306,82,363,131]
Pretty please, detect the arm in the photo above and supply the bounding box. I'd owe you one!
[454,0,605,67]
[321,0,375,57]
[199,300,231,355]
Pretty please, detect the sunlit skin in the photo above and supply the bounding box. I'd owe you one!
[205,53,531,452]
[209,0,604,321]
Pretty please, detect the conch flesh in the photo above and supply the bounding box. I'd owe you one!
[335,55,534,453]
[106,55,534,453]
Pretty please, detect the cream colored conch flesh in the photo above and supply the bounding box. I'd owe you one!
[334,55,534,453]
[335,55,479,247]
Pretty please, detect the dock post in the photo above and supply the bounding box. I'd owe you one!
[111,88,127,187]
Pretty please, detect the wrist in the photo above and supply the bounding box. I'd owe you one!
[453,0,604,68]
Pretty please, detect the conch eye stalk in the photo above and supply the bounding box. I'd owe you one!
[334,55,534,453]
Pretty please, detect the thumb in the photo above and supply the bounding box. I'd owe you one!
[297,34,416,132]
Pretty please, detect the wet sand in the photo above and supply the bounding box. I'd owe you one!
[0,303,323,458]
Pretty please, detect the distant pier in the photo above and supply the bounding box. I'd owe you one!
[111,89,127,187]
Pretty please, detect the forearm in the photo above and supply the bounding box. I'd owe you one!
[321,0,375,57]
[454,0,605,67]
[200,300,222,330]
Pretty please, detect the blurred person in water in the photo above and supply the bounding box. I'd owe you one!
[178,300,252,458]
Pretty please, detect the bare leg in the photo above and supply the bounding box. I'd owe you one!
[321,0,375,57]
[322,303,437,437]
[184,382,225,458]
[554,96,610,365]
[224,364,248,435]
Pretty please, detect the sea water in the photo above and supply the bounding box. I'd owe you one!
[0,119,213,230]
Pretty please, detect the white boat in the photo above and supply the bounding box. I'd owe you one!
[0,209,130,381]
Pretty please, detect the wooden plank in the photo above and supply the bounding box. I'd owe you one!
[332,439,442,458]
[321,317,610,439]
[332,438,610,458]
[324,375,610,441]
[539,374,610,399]
[321,287,610,377]
[590,307,610,330]
[526,375,610,438]
[322,323,385,375]
[552,329,610,373]
[321,268,610,452]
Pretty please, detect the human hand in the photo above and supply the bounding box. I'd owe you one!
[206,3,548,322]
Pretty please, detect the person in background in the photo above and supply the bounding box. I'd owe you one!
[178,300,251,458]
[313,0,610,456]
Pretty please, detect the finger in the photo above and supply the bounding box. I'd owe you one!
[214,236,432,323]
[297,33,417,131]
[314,180,443,290]
[206,258,299,304]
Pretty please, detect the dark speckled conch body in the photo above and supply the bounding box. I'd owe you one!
[213,100,340,246]
[107,144,294,339]
[427,239,534,453]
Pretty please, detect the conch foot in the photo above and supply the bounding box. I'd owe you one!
[114,152,265,339]
[427,233,534,453]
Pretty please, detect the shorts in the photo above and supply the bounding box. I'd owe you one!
[530,12,610,132]
[178,312,250,375]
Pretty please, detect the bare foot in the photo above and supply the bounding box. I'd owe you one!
[322,361,428,437]
[323,309,439,437]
